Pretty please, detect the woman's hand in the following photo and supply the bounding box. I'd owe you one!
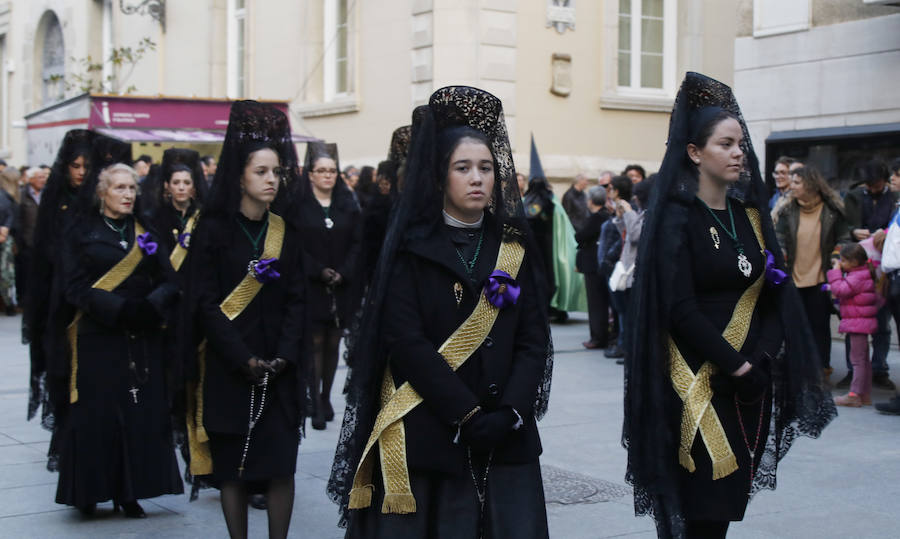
[853,228,871,241]
[0,226,9,243]
[264,358,288,377]
[320,267,342,285]
[242,356,269,384]
[831,258,842,271]
[732,361,752,377]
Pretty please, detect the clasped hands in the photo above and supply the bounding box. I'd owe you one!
[242,356,288,384]
[459,407,518,453]
[711,354,771,403]
[320,267,343,286]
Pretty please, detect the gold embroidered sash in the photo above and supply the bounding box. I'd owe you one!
[349,236,526,514]
[669,207,765,480]
[68,221,147,404]
[169,210,199,272]
[186,213,286,476]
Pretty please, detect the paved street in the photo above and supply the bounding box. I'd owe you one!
[0,312,898,538]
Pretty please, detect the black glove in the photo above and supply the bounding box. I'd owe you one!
[734,355,770,403]
[241,357,269,385]
[120,298,160,331]
[461,408,517,453]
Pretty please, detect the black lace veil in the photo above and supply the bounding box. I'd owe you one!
[623,72,837,538]
[326,86,553,526]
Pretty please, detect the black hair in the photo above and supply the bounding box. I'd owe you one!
[633,176,653,209]
[165,163,194,183]
[890,158,900,176]
[853,159,890,186]
[200,155,215,166]
[610,175,632,201]
[623,164,646,180]
[688,109,740,149]
[136,154,152,165]
[436,126,493,188]
[840,242,877,281]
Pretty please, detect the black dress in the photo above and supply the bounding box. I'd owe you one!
[149,201,198,255]
[55,214,183,508]
[297,194,362,328]
[347,217,549,539]
[193,213,306,486]
[668,197,782,521]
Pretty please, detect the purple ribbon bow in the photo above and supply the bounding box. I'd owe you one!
[137,232,157,255]
[177,232,191,249]
[252,257,281,283]
[764,249,787,286]
[484,270,520,309]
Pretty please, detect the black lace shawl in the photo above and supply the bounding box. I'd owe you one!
[623,72,837,538]
[326,86,553,526]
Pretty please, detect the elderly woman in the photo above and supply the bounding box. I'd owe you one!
[55,163,182,517]
[775,166,849,379]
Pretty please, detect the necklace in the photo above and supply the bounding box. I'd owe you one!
[454,228,484,276]
[236,214,269,259]
[238,372,269,478]
[103,216,129,250]
[322,205,334,229]
[467,447,493,538]
[699,197,752,277]
[735,391,766,495]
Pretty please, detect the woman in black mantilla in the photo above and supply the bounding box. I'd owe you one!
[144,148,208,271]
[26,130,93,443]
[293,142,361,430]
[624,73,837,539]
[328,86,553,539]
[56,158,183,517]
[184,100,306,539]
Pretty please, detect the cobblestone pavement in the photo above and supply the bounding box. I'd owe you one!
[0,313,897,538]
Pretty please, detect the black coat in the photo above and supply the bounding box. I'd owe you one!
[297,194,362,327]
[194,214,306,435]
[148,201,198,255]
[575,209,609,274]
[57,213,183,506]
[383,218,547,476]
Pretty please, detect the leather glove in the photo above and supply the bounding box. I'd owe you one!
[120,298,160,331]
[241,356,269,385]
[734,355,770,403]
[461,408,517,453]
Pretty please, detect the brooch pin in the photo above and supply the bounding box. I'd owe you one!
[324,217,334,229]
[709,226,720,250]
[453,282,463,307]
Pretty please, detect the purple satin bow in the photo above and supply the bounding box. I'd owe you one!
[177,232,191,249]
[484,270,520,309]
[137,232,157,255]
[764,249,787,286]
[252,257,281,283]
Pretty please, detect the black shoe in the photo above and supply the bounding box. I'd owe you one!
[604,345,625,359]
[875,396,900,415]
[616,357,625,365]
[249,494,267,510]
[873,374,896,391]
[77,503,96,516]
[321,398,335,422]
[835,373,852,390]
[311,411,326,430]
[115,500,146,518]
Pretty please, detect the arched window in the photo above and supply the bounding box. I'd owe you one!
[40,12,65,105]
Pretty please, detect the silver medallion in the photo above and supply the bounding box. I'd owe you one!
[324,217,334,229]
[738,254,753,277]
[119,240,128,250]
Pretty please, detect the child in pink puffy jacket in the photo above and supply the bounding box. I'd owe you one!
[827,243,884,407]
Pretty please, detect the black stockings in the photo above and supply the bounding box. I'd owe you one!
[311,324,342,425]
[220,477,295,539]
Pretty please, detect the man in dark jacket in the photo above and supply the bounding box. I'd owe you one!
[561,173,590,231]
[843,159,899,390]
[575,186,611,349]
[15,168,45,307]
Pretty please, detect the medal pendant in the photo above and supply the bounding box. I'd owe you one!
[738,254,753,277]
[119,240,128,250]
[247,259,259,274]
[709,227,720,249]
[324,217,334,229]
[453,282,463,307]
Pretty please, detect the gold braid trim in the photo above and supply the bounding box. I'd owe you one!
[669,207,765,480]
[349,235,526,514]
[68,221,146,404]
[186,212,286,476]
[169,210,199,272]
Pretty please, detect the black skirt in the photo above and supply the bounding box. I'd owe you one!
[346,458,549,539]
[55,331,183,507]
[207,392,298,491]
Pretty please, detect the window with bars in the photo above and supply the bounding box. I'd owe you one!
[617,0,671,91]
